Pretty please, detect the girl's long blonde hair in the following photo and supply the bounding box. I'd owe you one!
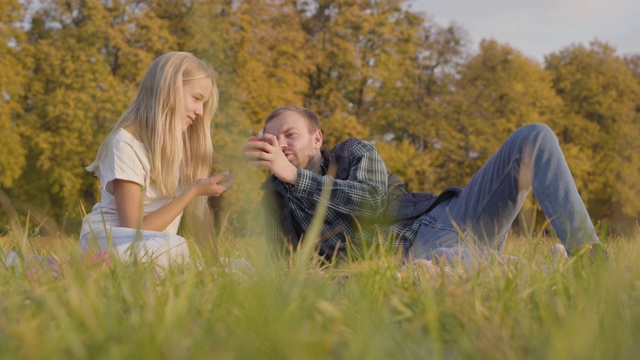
[87,52,218,209]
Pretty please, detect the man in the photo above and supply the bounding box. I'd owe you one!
[243,105,605,266]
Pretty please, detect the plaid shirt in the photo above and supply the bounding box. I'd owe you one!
[262,139,423,259]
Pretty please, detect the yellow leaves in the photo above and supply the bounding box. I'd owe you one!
[2,0,178,222]
[376,140,435,192]
[0,117,26,188]
[0,0,27,188]
[1,0,639,233]
[421,40,566,191]
[226,0,308,128]
[546,42,640,219]
[320,112,368,149]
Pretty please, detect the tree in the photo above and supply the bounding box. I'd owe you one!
[375,139,436,192]
[428,40,565,192]
[0,0,28,230]
[371,19,469,191]
[221,0,309,132]
[0,0,27,189]
[546,41,640,227]
[12,0,176,229]
[300,0,428,146]
[624,53,640,80]
[372,20,468,145]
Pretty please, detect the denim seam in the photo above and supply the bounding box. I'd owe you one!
[531,176,567,242]
[468,154,522,231]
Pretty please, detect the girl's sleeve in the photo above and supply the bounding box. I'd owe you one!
[100,137,147,195]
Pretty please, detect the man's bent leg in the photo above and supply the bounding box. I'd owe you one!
[448,123,600,255]
[408,200,477,270]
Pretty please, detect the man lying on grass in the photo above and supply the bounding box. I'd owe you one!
[242,105,606,268]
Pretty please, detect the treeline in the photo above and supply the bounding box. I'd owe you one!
[1,0,639,236]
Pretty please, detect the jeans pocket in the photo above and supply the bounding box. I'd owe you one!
[410,219,475,268]
[415,218,462,250]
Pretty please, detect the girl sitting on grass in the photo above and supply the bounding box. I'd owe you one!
[80,51,233,269]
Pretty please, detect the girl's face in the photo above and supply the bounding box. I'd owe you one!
[182,77,213,132]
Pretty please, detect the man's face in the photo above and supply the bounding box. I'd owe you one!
[264,111,322,169]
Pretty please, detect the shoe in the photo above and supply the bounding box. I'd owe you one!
[551,244,568,262]
[572,243,608,264]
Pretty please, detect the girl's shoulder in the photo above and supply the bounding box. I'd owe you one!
[109,128,146,158]
[114,127,142,144]
[112,128,145,150]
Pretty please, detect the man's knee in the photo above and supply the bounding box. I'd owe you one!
[507,123,559,153]
[517,123,557,143]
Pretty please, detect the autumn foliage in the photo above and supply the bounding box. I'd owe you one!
[1,0,638,236]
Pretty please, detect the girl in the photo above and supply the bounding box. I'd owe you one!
[79,52,232,269]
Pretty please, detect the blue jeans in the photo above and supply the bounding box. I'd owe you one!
[409,123,601,266]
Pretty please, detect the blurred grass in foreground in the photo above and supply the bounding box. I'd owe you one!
[1,230,639,359]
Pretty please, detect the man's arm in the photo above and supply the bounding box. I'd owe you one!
[292,140,389,219]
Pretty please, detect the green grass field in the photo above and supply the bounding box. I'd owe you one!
[1,230,639,359]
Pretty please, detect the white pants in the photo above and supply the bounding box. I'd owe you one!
[79,227,190,269]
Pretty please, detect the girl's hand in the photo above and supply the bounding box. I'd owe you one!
[191,169,235,197]
[112,169,235,232]
[217,169,236,189]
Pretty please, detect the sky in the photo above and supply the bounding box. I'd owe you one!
[409,0,640,62]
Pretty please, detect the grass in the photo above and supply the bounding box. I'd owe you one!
[1,229,640,359]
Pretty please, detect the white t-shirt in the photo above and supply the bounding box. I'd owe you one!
[80,128,182,237]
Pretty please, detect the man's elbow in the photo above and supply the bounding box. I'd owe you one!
[360,194,387,218]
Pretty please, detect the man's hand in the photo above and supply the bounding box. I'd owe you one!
[242,135,298,184]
